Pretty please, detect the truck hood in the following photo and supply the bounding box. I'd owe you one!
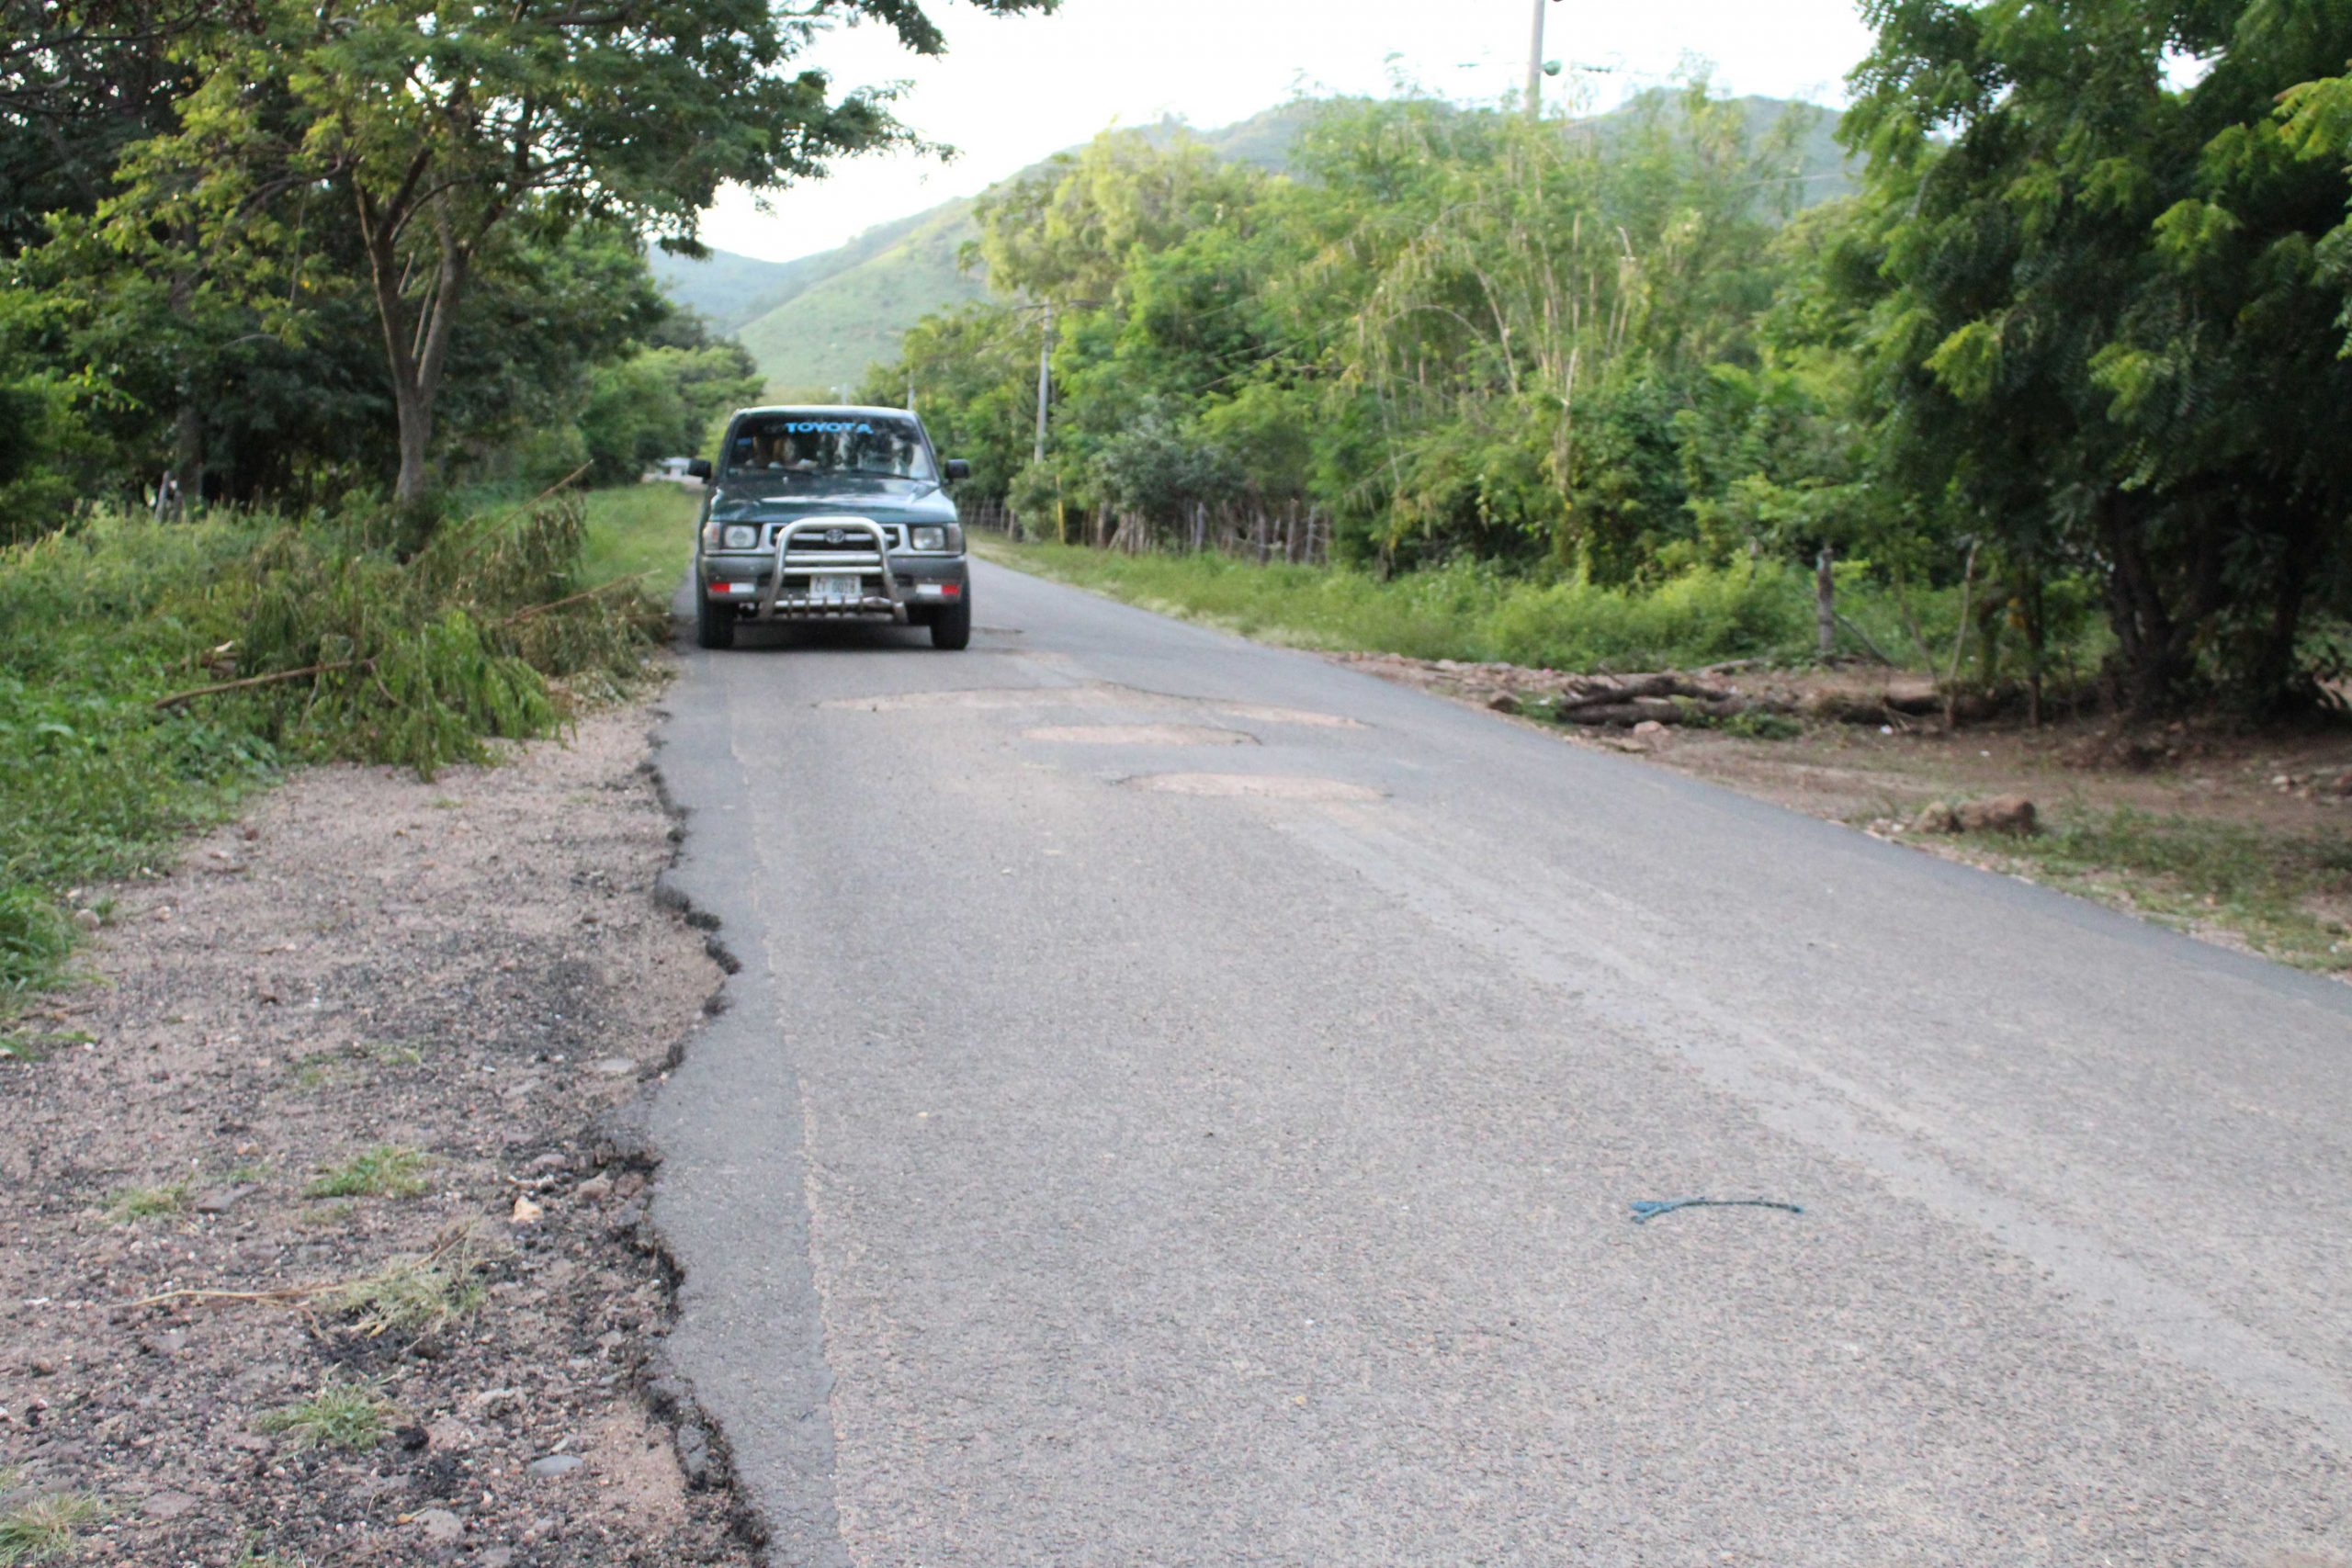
[707,474,956,527]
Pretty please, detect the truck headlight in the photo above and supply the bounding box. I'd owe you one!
[910,525,949,552]
[723,525,758,550]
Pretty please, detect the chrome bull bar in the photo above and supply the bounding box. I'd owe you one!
[754,516,907,623]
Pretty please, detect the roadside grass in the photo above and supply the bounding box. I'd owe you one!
[291,1039,426,1089]
[254,1378,394,1452]
[288,1049,357,1090]
[0,490,662,1008]
[1966,807,2352,973]
[0,1028,89,1064]
[305,1145,431,1199]
[978,537,2021,675]
[105,1180,192,1223]
[579,482,699,600]
[0,1487,107,1566]
[328,1235,489,1337]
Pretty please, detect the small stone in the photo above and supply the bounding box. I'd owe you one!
[142,1490,198,1519]
[575,1175,614,1203]
[481,1551,516,1568]
[461,1388,523,1417]
[192,1187,246,1215]
[1631,719,1668,738]
[526,1152,570,1174]
[415,1507,463,1544]
[525,1454,584,1478]
[1486,692,1521,715]
[73,908,102,933]
[510,1195,544,1225]
[589,1057,636,1078]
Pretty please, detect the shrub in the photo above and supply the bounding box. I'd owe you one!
[0,492,659,1000]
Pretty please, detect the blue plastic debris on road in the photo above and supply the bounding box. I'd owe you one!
[1629,1197,1805,1224]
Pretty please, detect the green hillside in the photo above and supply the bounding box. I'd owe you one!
[645,246,803,334]
[735,197,989,398]
[647,203,958,337]
[673,96,1852,401]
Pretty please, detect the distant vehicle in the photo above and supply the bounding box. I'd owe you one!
[686,406,973,651]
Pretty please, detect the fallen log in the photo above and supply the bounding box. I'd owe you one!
[1552,671,1732,710]
[1547,694,1765,728]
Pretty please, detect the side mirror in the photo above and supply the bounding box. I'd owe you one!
[944,458,971,482]
[686,457,713,482]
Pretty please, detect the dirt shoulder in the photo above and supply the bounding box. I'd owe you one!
[0,695,755,1566]
[1339,651,2352,976]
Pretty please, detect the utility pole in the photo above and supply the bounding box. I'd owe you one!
[1526,0,1559,118]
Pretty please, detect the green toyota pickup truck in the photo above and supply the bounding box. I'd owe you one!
[687,405,973,651]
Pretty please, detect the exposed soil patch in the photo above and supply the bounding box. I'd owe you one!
[1340,651,2352,975]
[0,700,752,1565]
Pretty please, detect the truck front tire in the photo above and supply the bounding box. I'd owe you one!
[930,596,971,650]
[695,590,736,650]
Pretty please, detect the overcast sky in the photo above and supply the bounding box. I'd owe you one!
[699,0,1879,263]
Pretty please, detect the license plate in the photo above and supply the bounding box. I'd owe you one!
[811,574,862,604]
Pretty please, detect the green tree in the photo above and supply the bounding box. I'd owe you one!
[861,303,1037,501]
[119,0,1057,514]
[580,342,763,486]
[1843,0,2352,711]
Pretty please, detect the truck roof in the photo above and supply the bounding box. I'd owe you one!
[731,404,913,421]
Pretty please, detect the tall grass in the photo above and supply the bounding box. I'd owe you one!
[0,493,662,1001]
[578,482,701,599]
[987,543,1993,673]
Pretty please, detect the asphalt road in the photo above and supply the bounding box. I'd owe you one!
[649,558,2351,1566]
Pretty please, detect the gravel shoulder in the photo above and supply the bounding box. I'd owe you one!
[0,692,754,1567]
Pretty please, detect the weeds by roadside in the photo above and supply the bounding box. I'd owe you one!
[977,536,2082,677]
[325,1231,490,1338]
[0,1028,86,1064]
[578,483,700,600]
[106,1181,191,1223]
[0,1486,107,1566]
[305,1145,431,1199]
[0,488,668,1004]
[1966,807,2352,972]
[254,1379,395,1452]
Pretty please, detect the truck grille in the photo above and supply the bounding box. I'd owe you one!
[772,524,902,551]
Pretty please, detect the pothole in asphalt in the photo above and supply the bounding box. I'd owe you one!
[820,683,1369,731]
[1121,773,1383,801]
[820,684,1128,713]
[1211,703,1367,729]
[1024,724,1258,747]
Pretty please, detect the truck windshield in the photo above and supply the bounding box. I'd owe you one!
[723,415,935,482]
